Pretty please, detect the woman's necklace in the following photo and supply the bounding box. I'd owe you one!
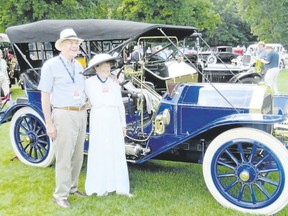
[96,73,108,83]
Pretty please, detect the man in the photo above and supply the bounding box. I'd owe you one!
[257,41,266,59]
[38,28,87,208]
[255,41,266,73]
[130,45,142,61]
[259,44,280,94]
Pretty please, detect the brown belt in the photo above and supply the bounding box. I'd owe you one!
[53,104,86,111]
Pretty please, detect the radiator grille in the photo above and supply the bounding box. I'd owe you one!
[201,70,241,83]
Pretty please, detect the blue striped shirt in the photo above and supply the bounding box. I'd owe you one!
[38,54,86,107]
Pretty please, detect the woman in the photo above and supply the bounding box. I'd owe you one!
[84,54,132,197]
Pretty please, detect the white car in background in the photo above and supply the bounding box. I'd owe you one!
[247,43,288,69]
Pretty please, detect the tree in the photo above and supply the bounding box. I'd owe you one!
[181,0,222,35]
[3,0,280,49]
[0,0,105,32]
[204,0,256,47]
[237,0,288,47]
[114,0,185,24]
[114,0,221,33]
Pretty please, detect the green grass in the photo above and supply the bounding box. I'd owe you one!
[1,70,288,216]
[277,68,288,94]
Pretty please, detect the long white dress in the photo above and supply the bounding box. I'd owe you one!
[85,75,130,196]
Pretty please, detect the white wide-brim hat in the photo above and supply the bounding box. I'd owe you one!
[55,28,84,51]
[87,53,118,69]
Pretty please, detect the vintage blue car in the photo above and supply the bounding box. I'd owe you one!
[1,19,288,215]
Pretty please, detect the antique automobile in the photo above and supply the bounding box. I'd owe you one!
[1,19,288,215]
[199,46,241,64]
[182,35,261,84]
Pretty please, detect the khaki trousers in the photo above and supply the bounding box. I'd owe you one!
[52,108,87,199]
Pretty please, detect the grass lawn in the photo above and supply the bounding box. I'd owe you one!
[0,69,288,216]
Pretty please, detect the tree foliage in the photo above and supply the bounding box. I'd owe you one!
[114,0,221,33]
[0,0,287,47]
[205,0,256,47]
[0,0,105,32]
[237,0,288,46]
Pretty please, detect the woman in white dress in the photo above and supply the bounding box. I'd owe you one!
[84,54,132,197]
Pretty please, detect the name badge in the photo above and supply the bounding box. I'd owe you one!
[74,91,81,99]
[102,84,109,93]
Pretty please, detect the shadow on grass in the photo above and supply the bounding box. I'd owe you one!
[128,159,198,174]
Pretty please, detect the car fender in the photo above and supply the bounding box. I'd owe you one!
[0,102,43,124]
[207,113,286,128]
[229,70,262,83]
[182,113,285,140]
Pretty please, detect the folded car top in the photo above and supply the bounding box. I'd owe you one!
[6,19,197,43]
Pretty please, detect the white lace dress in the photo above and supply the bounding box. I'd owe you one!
[84,75,130,196]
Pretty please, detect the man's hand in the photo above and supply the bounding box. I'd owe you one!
[46,122,57,140]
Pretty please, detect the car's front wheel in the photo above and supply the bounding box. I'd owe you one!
[203,127,288,215]
[9,107,54,167]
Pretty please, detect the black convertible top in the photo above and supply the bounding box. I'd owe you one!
[6,19,197,43]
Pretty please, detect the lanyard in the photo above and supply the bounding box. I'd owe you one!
[59,56,75,83]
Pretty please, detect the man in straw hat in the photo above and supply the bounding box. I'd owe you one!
[254,41,266,73]
[38,28,87,208]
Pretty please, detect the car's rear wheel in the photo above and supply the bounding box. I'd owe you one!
[203,127,288,215]
[9,107,54,167]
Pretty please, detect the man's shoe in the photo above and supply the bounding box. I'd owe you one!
[54,198,70,208]
[70,191,86,197]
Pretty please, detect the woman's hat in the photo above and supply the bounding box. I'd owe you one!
[55,28,84,51]
[82,54,120,76]
[87,53,118,68]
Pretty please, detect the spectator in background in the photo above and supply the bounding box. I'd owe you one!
[129,45,143,61]
[0,49,9,104]
[255,41,266,73]
[257,41,266,58]
[259,44,280,94]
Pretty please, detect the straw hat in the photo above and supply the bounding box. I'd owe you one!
[55,28,83,51]
[257,41,265,46]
